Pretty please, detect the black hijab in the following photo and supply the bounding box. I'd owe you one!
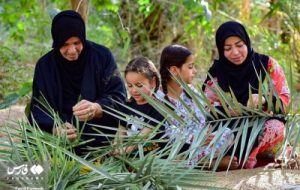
[205,21,269,105]
[51,10,89,117]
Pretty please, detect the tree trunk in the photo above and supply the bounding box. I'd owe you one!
[260,0,282,35]
[240,0,250,21]
[118,1,166,62]
[70,0,89,24]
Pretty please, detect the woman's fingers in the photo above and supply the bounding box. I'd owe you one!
[73,100,88,111]
[247,94,265,108]
[52,123,77,141]
[73,108,89,116]
[76,111,94,121]
[73,100,90,115]
[73,100,96,121]
[67,133,77,141]
[65,128,76,135]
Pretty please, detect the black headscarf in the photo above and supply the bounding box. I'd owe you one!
[51,10,86,49]
[205,21,269,105]
[51,10,88,117]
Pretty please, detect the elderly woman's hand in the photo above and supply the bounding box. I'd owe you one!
[52,122,77,142]
[72,100,103,121]
[247,94,266,109]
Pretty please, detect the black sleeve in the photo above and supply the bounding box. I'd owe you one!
[28,62,54,133]
[118,104,128,128]
[149,110,164,128]
[146,107,166,138]
[149,109,166,140]
[96,49,127,109]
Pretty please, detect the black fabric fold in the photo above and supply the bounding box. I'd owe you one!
[29,41,127,155]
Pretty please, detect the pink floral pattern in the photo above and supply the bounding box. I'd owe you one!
[204,57,290,110]
[267,57,290,107]
[204,57,290,168]
[257,119,285,154]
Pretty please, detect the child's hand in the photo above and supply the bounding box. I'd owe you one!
[111,146,136,156]
[124,145,136,154]
[229,108,239,116]
[204,134,214,146]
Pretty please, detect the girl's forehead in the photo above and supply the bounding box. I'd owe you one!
[125,72,148,80]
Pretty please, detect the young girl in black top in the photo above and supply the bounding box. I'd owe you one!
[113,57,165,155]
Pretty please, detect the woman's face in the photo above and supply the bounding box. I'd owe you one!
[176,55,197,84]
[60,37,83,61]
[125,72,155,105]
[223,36,248,65]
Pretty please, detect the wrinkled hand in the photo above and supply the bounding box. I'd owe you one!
[52,122,77,142]
[72,100,103,121]
[247,94,266,109]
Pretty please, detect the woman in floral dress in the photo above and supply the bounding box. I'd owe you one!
[203,21,290,169]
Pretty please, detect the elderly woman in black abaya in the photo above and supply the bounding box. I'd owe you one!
[28,10,127,155]
[203,21,290,169]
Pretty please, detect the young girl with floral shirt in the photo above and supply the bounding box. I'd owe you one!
[158,44,234,169]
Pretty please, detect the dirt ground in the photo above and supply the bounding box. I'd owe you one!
[209,168,300,190]
[1,105,300,190]
[0,105,25,134]
[0,105,25,121]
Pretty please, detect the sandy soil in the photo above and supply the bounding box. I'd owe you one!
[210,167,300,190]
[0,105,25,127]
[0,105,25,137]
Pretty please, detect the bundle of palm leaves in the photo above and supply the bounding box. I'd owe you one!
[0,74,298,189]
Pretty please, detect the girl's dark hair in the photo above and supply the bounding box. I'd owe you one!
[159,44,192,97]
[124,56,160,92]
